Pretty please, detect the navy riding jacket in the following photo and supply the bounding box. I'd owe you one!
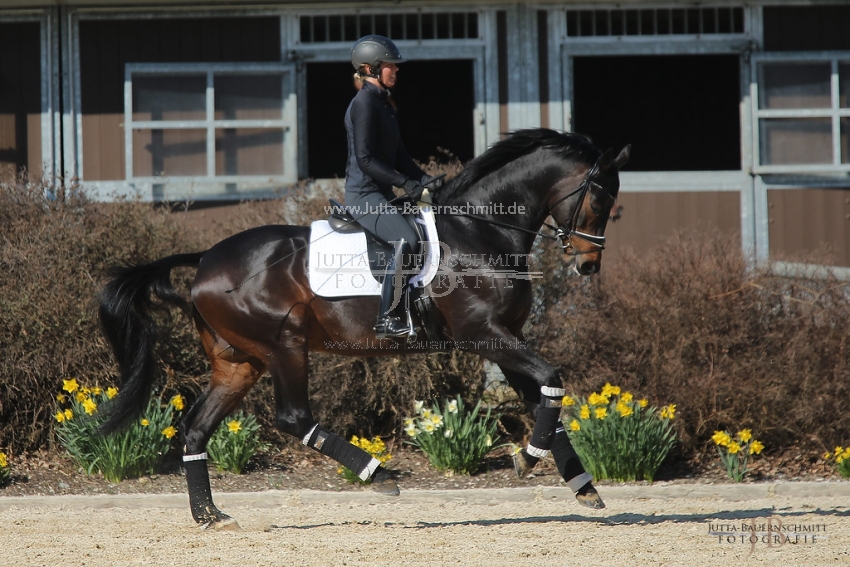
[344,81,425,196]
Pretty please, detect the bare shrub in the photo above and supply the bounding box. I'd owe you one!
[0,176,206,451]
[529,228,850,460]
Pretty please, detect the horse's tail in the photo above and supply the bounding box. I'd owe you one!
[98,252,204,434]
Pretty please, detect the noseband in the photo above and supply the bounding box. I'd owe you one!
[544,159,607,256]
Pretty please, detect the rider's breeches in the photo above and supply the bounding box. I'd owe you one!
[302,424,381,481]
[344,190,420,254]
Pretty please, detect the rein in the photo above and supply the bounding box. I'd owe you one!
[446,159,606,255]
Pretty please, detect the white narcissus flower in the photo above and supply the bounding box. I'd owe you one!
[447,400,458,414]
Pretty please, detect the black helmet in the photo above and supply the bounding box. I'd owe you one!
[351,35,406,72]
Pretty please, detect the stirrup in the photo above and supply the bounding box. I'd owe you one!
[374,315,411,338]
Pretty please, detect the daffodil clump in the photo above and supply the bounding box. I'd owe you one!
[0,452,10,486]
[822,445,850,478]
[337,436,393,484]
[206,410,269,474]
[54,378,183,482]
[563,383,678,481]
[404,396,500,475]
[712,428,764,482]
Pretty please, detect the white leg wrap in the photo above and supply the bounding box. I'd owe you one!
[525,443,550,459]
[301,423,319,446]
[566,472,594,492]
[358,457,382,481]
[541,386,566,397]
[183,452,208,462]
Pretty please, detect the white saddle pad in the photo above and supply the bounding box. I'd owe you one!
[308,205,441,298]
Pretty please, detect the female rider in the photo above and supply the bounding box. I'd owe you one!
[344,35,440,338]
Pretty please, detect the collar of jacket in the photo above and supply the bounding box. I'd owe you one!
[361,80,391,100]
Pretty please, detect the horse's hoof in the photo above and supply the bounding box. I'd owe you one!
[575,482,606,509]
[371,467,400,496]
[199,515,241,531]
[513,450,535,479]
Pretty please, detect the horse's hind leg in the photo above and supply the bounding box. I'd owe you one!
[267,345,399,496]
[180,324,264,529]
[499,366,604,509]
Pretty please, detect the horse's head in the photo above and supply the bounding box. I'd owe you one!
[551,145,630,275]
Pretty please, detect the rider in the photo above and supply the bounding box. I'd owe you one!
[344,35,441,338]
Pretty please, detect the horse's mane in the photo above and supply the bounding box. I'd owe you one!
[437,128,599,200]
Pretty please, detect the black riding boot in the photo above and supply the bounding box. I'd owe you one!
[375,240,413,338]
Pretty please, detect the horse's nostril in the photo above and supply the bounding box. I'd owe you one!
[579,261,600,276]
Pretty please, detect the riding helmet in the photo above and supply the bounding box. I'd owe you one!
[350,35,406,72]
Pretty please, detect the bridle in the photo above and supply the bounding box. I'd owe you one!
[450,157,609,257]
[544,159,608,256]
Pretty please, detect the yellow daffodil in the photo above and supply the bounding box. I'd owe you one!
[579,404,590,420]
[62,379,79,393]
[823,451,833,460]
[170,395,185,411]
[0,453,7,468]
[82,398,97,415]
[601,383,621,397]
[749,440,764,455]
[140,418,149,426]
[227,420,242,434]
[569,419,581,431]
[56,393,66,403]
[616,401,633,417]
[712,430,731,447]
[75,391,87,402]
[620,392,633,404]
[64,409,73,420]
[91,387,102,395]
[638,399,648,408]
[659,404,676,420]
[738,429,752,442]
[595,407,608,420]
[106,387,118,399]
[588,392,609,406]
[727,442,741,454]
[162,426,177,439]
[54,411,65,423]
[562,395,576,407]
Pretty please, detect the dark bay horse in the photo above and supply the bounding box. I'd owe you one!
[98,128,629,528]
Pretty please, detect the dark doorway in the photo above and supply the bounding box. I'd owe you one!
[572,55,740,171]
[305,59,475,178]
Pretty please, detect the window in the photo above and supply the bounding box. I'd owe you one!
[299,12,479,43]
[125,63,295,181]
[752,54,850,173]
[565,7,743,38]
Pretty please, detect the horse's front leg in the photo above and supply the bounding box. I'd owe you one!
[498,366,604,509]
[468,326,604,508]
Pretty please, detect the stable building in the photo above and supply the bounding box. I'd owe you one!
[1,1,849,273]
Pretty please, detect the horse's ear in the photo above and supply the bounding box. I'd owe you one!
[614,145,631,170]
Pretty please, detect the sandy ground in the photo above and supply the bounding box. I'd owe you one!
[1,482,849,566]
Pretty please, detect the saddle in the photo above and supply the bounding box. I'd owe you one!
[309,197,442,341]
[326,198,424,281]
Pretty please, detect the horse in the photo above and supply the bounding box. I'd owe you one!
[98,128,629,529]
